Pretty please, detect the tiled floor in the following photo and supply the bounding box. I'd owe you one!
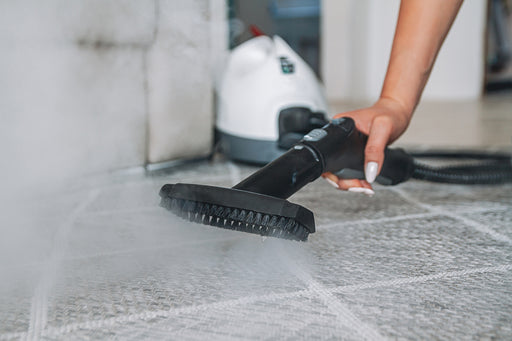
[1,96,511,340]
[1,157,511,340]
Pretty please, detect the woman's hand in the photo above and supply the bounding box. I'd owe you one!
[322,97,412,195]
[322,0,462,195]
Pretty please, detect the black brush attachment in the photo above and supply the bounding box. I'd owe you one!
[159,184,314,241]
[160,117,415,241]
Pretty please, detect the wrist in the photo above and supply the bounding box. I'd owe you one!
[375,96,413,123]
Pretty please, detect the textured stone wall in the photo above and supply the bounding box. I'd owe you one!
[147,0,218,164]
[0,0,226,186]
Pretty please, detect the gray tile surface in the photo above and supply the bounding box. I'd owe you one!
[306,214,512,288]
[0,268,40,335]
[1,160,511,340]
[335,270,512,340]
[467,209,512,240]
[398,180,512,213]
[291,182,428,225]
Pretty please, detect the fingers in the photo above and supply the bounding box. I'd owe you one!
[325,109,397,193]
[323,172,341,189]
[344,179,374,197]
[322,173,374,197]
[364,117,393,183]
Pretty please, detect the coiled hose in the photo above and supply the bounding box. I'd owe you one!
[410,151,512,184]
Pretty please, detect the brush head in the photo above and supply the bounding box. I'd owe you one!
[159,183,315,241]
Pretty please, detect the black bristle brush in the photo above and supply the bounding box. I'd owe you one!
[159,117,415,241]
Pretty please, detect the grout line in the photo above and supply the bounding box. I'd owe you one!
[275,247,386,341]
[319,212,438,230]
[5,183,509,339]
[5,263,511,340]
[420,204,511,215]
[25,189,101,341]
[38,290,311,339]
[318,202,512,230]
[332,264,512,293]
[443,211,512,244]
[53,235,244,263]
[389,188,512,245]
[1,235,244,271]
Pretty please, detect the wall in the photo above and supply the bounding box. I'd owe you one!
[321,0,487,102]
[0,0,227,189]
[147,0,228,164]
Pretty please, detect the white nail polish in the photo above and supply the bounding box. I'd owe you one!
[365,162,378,183]
[363,188,375,197]
[324,178,339,189]
[348,187,366,193]
[349,187,375,197]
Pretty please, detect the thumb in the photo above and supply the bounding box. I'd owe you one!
[364,117,392,183]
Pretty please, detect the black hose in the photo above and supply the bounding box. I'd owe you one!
[410,151,512,184]
[409,150,511,161]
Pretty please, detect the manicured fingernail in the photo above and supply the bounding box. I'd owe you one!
[365,188,375,197]
[348,187,365,193]
[324,177,339,189]
[365,162,378,183]
[349,187,375,197]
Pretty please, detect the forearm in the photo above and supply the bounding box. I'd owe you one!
[329,0,464,190]
[380,0,464,118]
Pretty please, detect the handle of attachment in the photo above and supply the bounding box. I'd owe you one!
[233,117,414,200]
[301,117,414,185]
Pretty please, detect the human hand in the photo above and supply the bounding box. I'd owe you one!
[322,97,412,195]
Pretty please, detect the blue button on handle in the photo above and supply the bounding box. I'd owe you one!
[303,129,328,142]
[331,117,346,125]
